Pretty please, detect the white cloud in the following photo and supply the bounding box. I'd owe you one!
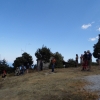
[89,36,98,41]
[89,38,96,41]
[81,24,91,29]
[97,27,100,31]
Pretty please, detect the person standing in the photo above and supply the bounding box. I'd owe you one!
[21,65,25,74]
[98,53,100,69]
[51,58,56,72]
[87,50,92,71]
[80,54,83,66]
[82,51,87,71]
[26,63,29,73]
[2,70,7,79]
[75,54,78,67]
[40,59,43,71]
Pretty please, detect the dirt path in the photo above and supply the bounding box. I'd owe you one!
[83,75,100,100]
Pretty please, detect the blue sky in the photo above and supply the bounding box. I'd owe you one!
[0,0,100,65]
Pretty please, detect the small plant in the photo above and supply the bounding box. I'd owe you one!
[67,59,76,67]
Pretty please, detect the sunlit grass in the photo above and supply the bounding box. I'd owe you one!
[0,66,99,100]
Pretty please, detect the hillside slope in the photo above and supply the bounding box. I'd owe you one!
[0,67,99,100]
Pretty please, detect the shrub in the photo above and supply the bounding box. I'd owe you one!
[66,59,76,67]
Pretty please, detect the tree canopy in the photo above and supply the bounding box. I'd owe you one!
[49,52,64,68]
[53,52,64,68]
[93,34,100,58]
[13,52,33,69]
[0,59,14,74]
[35,46,51,62]
[35,45,65,68]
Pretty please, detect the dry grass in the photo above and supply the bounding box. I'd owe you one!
[0,66,100,100]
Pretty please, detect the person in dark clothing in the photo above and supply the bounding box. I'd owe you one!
[80,54,83,66]
[26,63,29,73]
[20,65,25,74]
[75,54,78,67]
[2,70,7,79]
[81,51,87,71]
[40,60,43,71]
[87,50,92,71]
[51,58,56,72]
[98,53,100,69]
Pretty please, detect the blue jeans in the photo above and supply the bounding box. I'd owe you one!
[52,64,55,72]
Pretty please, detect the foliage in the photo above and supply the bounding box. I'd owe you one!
[33,64,37,70]
[49,52,64,68]
[22,52,33,66]
[35,45,51,63]
[66,59,76,67]
[54,52,64,68]
[13,57,25,69]
[0,59,14,74]
[13,52,33,69]
[93,34,100,58]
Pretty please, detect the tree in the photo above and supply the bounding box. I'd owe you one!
[93,34,100,58]
[0,59,14,74]
[13,57,25,69]
[13,52,33,69]
[49,52,64,68]
[22,52,33,66]
[54,52,64,68]
[35,46,51,63]
[67,59,76,67]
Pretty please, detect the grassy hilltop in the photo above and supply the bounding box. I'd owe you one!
[0,67,100,100]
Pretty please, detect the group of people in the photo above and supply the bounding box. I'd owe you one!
[81,50,92,71]
[1,63,30,80]
[1,52,100,80]
[75,50,100,71]
[76,50,92,71]
[15,63,30,76]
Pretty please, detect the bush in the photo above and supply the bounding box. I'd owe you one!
[66,59,76,67]
[49,60,64,69]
